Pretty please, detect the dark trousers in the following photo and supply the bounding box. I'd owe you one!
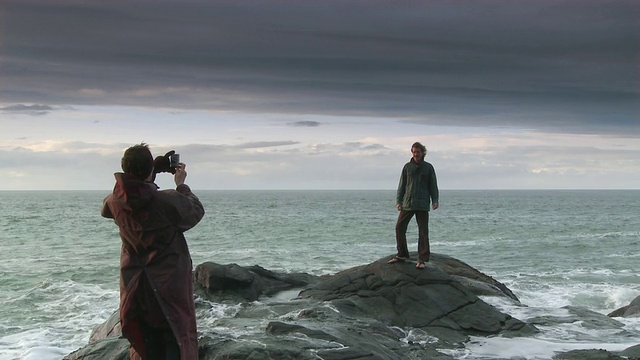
[395,210,430,262]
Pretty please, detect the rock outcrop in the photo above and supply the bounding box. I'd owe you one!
[298,253,533,342]
[194,262,320,302]
[64,252,539,359]
[608,294,640,318]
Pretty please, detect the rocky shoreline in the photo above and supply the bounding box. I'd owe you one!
[65,253,640,360]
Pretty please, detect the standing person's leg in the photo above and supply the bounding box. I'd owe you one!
[415,211,430,264]
[393,210,414,260]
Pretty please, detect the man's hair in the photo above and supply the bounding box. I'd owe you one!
[411,142,427,159]
[121,143,154,180]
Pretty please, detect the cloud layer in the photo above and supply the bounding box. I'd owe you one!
[1,1,639,190]
[1,0,638,135]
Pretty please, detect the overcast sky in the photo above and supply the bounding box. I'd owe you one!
[1,0,639,190]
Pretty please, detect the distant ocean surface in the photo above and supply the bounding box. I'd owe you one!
[1,190,639,360]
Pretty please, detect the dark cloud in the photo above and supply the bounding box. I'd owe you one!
[0,0,638,135]
[288,121,321,127]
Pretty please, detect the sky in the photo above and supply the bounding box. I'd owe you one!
[0,0,639,190]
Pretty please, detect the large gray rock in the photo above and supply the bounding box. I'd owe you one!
[619,343,640,359]
[194,262,320,302]
[608,294,640,318]
[88,311,121,344]
[425,253,520,302]
[298,253,534,341]
[65,253,534,360]
[64,336,129,360]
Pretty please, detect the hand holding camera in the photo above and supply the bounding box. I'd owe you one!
[153,151,180,174]
[174,162,187,186]
[168,153,187,186]
[152,150,184,184]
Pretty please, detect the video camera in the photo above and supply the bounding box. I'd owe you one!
[152,150,180,180]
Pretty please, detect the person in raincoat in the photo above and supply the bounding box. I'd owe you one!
[102,143,205,359]
[388,141,439,269]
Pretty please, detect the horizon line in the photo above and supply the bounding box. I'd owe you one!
[1,188,639,192]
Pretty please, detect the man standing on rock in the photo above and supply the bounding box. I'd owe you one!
[102,143,205,360]
[389,141,439,269]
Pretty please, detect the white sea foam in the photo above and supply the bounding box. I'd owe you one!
[17,346,69,360]
[197,299,243,321]
[567,231,639,240]
[621,317,640,333]
[0,278,118,360]
[605,252,640,258]
[442,336,637,360]
[195,299,256,339]
[0,328,74,360]
[433,239,483,248]
[476,290,640,360]
[262,289,303,303]
[321,302,341,314]
[399,328,439,346]
[480,295,572,321]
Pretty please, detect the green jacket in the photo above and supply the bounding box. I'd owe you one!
[396,158,439,211]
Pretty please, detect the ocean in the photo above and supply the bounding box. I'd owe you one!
[1,190,639,359]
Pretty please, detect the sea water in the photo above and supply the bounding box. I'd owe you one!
[0,190,639,359]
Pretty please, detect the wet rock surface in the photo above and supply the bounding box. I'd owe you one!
[64,252,640,359]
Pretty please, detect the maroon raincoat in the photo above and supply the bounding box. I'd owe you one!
[102,173,205,359]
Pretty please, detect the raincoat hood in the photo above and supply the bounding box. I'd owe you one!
[112,173,157,211]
